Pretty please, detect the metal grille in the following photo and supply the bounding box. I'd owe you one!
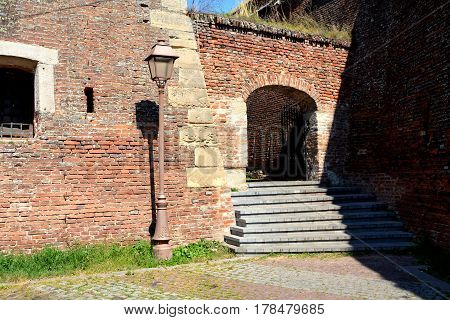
[279,105,310,179]
[0,123,34,138]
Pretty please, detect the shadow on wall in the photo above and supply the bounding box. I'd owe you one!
[135,100,159,238]
[321,0,449,297]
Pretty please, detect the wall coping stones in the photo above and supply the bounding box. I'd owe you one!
[189,13,351,49]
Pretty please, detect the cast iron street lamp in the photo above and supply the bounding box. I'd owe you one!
[145,39,179,260]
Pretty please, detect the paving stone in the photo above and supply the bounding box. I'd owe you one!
[0,254,446,300]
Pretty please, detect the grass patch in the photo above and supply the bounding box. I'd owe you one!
[0,240,234,282]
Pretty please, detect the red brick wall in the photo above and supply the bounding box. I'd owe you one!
[0,0,232,253]
[308,0,360,28]
[338,0,449,249]
[191,14,349,181]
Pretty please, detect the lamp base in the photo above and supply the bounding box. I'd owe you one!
[153,242,172,260]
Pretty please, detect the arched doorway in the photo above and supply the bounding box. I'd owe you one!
[246,85,318,181]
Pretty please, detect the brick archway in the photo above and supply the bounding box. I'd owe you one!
[242,73,321,106]
[193,16,349,188]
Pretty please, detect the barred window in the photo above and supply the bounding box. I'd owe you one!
[0,67,34,138]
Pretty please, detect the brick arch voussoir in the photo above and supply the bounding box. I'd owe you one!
[242,73,321,105]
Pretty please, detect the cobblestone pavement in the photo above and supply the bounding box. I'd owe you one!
[0,254,447,300]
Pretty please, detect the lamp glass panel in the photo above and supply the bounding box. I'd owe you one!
[148,57,157,80]
[154,57,173,80]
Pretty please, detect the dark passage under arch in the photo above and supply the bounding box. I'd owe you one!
[247,85,318,181]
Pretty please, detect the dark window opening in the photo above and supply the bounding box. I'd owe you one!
[84,87,94,113]
[0,68,34,138]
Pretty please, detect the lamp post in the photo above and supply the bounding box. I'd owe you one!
[145,39,179,260]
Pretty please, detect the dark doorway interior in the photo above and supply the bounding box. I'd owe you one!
[0,68,35,138]
[247,85,318,181]
[272,105,310,180]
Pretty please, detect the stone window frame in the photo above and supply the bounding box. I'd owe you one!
[0,41,58,135]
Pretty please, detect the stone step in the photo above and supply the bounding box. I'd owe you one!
[232,186,361,197]
[225,230,413,246]
[230,220,404,236]
[236,210,397,226]
[227,241,415,254]
[235,201,387,215]
[247,180,322,188]
[227,182,412,254]
[232,193,374,206]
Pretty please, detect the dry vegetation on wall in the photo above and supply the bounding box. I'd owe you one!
[189,0,351,42]
[231,0,351,41]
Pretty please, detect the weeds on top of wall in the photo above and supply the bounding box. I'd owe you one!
[189,0,351,42]
[229,1,351,42]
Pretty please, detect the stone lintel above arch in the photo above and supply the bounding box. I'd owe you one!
[0,40,58,65]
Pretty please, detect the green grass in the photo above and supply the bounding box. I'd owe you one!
[0,240,234,282]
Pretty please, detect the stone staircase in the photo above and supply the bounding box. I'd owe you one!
[225,180,414,254]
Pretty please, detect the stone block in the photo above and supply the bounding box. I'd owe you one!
[161,0,187,13]
[229,99,247,116]
[168,87,208,106]
[186,167,226,188]
[179,69,206,88]
[35,63,56,114]
[179,126,218,146]
[149,10,193,32]
[188,108,213,124]
[168,29,196,41]
[225,168,247,190]
[195,147,223,167]
[167,30,197,51]
[169,37,197,50]
[174,48,202,69]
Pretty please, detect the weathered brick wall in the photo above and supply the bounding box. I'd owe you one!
[338,0,449,249]
[191,14,349,185]
[0,0,232,253]
[308,0,360,28]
